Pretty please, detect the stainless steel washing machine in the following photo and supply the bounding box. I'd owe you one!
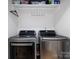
[39,30,70,59]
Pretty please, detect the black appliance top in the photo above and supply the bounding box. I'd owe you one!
[19,30,36,37]
[39,30,56,37]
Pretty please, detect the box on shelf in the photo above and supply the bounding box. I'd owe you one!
[20,0,30,4]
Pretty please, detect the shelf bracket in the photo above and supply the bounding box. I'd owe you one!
[10,10,19,17]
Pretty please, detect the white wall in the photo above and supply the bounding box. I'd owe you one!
[17,8,55,34]
[8,12,18,37]
[55,8,70,37]
[8,0,18,37]
[55,0,70,37]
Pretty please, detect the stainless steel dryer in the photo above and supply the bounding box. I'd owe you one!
[8,30,37,59]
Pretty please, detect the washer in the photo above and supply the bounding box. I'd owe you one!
[39,30,69,59]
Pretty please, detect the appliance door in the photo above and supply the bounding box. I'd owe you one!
[40,40,63,59]
[10,42,35,59]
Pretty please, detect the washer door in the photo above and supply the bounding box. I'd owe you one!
[40,40,63,59]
